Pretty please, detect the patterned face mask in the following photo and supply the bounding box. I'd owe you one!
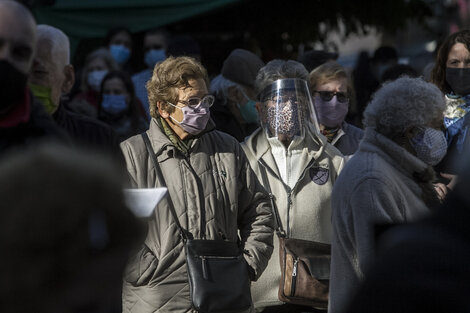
[259,78,316,139]
[266,102,301,137]
[410,127,448,166]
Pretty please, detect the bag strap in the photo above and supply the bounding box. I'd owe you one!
[142,132,188,240]
[258,161,286,237]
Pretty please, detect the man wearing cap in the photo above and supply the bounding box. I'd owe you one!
[210,48,264,141]
[241,60,344,312]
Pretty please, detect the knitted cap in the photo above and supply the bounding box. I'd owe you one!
[221,49,264,87]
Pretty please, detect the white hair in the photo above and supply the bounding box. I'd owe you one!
[36,24,70,66]
[254,59,309,98]
[363,76,446,137]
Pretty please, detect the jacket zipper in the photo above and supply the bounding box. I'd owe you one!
[291,258,298,296]
[199,255,239,280]
[259,158,317,237]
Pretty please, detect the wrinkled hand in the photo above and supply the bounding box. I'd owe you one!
[433,183,448,201]
[440,172,458,190]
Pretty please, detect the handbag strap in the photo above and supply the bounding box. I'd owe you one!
[258,161,286,237]
[142,132,188,240]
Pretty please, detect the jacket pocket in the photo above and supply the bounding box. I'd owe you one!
[124,244,158,287]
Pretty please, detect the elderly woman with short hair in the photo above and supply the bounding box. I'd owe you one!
[328,76,447,313]
[309,61,363,157]
[120,56,274,313]
[242,60,344,312]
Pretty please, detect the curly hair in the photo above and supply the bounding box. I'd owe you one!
[364,76,445,137]
[254,60,309,99]
[431,29,470,93]
[146,56,209,118]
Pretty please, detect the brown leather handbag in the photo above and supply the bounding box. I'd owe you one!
[259,162,331,309]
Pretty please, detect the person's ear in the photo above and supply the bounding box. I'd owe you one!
[61,64,75,95]
[157,101,169,118]
[255,101,263,115]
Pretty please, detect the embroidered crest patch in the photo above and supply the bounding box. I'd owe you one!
[310,167,329,185]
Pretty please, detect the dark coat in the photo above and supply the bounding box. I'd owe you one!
[345,187,470,313]
[0,96,69,154]
[53,103,120,154]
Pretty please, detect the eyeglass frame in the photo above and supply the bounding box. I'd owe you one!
[168,94,215,109]
[313,90,349,103]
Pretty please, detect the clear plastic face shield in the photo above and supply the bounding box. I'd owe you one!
[258,79,319,143]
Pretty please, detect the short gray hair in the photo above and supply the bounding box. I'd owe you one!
[254,59,309,99]
[363,76,445,136]
[37,24,70,66]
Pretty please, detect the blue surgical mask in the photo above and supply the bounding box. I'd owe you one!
[101,94,129,115]
[144,49,166,69]
[110,45,131,65]
[410,127,448,166]
[88,70,108,91]
[238,89,259,123]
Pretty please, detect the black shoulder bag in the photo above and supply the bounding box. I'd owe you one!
[142,133,252,313]
[258,162,330,309]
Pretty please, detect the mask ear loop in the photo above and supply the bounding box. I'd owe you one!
[166,102,185,124]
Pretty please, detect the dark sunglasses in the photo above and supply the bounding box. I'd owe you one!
[314,91,349,103]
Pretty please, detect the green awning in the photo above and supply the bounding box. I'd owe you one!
[33,0,239,51]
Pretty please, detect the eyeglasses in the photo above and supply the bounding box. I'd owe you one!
[177,95,215,108]
[314,91,349,103]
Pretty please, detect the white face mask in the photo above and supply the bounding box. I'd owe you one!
[410,127,448,166]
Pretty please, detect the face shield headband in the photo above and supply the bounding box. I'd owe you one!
[258,79,319,140]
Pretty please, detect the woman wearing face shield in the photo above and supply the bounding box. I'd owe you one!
[309,62,364,157]
[241,60,345,312]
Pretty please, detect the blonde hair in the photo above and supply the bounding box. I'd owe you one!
[146,56,209,118]
[309,61,356,112]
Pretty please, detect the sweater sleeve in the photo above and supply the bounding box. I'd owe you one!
[349,177,403,280]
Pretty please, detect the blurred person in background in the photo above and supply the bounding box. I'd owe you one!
[352,46,398,128]
[67,48,118,118]
[309,61,363,157]
[105,27,134,73]
[30,24,120,153]
[0,144,142,313]
[370,46,398,83]
[329,77,446,313]
[380,64,418,83]
[431,29,470,193]
[344,141,470,313]
[210,48,264,141]
[242,59,345,313]
[0,0,68,154]
[297,49,338,73]
[120,56,274,313]
[132,28,168,120]
[98,71,147,141]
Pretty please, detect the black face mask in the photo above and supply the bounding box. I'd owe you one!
[445,67,470,96]
[0,60,28,111]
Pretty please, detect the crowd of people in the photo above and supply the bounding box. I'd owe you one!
[1,1,470,313]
